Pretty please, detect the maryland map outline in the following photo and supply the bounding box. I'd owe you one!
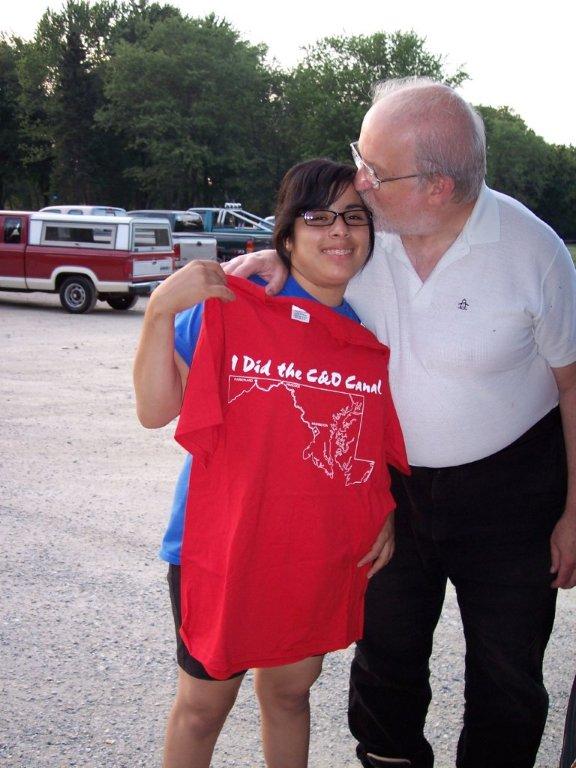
[228,375,375,486]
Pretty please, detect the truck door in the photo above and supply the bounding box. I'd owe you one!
[0,216,27,287]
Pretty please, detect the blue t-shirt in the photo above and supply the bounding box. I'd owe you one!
[159,274,361,564]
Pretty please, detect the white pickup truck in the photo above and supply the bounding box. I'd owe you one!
[128,210,217,268]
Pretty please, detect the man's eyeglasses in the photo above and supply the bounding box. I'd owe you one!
[300,208,372,227]
[350,141,421,190]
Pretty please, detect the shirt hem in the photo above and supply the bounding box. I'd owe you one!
[545,353,576,369]
[179,630,363,681]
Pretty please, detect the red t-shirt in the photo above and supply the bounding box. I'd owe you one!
[175,276,408,679]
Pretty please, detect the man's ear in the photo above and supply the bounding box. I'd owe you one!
[427,174,455,206]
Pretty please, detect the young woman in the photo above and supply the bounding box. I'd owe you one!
[133,159,407,768]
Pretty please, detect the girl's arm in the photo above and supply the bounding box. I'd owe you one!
[133,260,235,428]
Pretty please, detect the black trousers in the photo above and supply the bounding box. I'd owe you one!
[349,408,567,768]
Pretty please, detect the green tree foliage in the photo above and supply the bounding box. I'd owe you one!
[0,38,24,207]
[111,0,185,44]
[478,105,576,239]
[98,12,275,210]
[15,0,128,205]
[479,106,551,210]
[11,35,54,207]
[538,144,576,240]
[47,1,128,202]
[280,32,468,163]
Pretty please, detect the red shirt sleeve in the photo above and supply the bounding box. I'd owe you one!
[174,298,224,464]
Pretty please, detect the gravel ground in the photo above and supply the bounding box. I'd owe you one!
[1,292,574,768]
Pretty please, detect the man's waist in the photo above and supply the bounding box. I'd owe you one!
[408,405,561,474]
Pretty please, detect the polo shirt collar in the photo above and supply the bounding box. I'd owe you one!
[462,183,501,246]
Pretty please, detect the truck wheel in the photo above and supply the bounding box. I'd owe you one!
[59,276,97,314]
[106,295,138,311]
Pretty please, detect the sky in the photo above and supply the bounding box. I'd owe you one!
[4,0,575,147]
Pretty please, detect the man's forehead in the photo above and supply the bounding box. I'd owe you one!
[362,96,408,135]
[359,101,414,159]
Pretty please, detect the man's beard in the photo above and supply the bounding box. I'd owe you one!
[359,190,402,235]
[359,190,437,237]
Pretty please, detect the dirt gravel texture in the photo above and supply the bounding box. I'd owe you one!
[1,292,574,768]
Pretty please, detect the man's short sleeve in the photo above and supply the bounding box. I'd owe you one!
[175,299,224,463]
[535,245,576,368]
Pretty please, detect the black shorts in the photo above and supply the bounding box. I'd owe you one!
[167,564,246,681]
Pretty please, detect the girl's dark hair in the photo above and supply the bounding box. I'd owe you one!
[273,158,375,268]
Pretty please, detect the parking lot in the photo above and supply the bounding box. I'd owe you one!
[1,292,574,767]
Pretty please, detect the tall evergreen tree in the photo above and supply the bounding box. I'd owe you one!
[0,38,24,207]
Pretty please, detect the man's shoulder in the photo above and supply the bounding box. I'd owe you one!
[489,187,542,225]
[488,187,563,250]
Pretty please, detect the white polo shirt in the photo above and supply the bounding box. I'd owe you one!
[346,185,576,467]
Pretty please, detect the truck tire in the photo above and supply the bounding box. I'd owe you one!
[106,295,138,311]
[59,276,97,314]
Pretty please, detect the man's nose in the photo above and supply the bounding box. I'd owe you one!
[354,169,373,192]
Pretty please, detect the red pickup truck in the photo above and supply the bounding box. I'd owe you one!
[0,211,174,313]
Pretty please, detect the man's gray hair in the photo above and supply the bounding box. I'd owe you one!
[372,77,486,203]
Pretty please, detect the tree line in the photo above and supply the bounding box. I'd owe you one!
[1,0,575,238]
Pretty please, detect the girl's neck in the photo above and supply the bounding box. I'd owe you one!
[289,269,345,308]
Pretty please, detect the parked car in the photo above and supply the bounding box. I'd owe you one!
[0,211,174,313]
[187,203,273,261]
[40,205,128,216]
[128,210,217,268]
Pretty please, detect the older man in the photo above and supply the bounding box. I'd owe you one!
[229,77,576,768]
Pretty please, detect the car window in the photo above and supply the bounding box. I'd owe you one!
[219,210,263,230]
[133,224,171,249]
[3,218,23,244]
[92,207,127,216]
[221,212,244,229]
[174,214,203,233]
[41,223,116,248]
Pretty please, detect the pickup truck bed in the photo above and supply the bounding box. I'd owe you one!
[128,210,217,267]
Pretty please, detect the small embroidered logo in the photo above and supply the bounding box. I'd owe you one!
[458,299,469,310]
